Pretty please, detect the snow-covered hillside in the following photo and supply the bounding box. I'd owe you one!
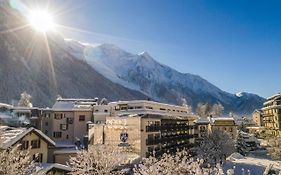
[64,39,265,114]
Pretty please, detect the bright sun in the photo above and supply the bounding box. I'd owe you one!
[28,10,55,32]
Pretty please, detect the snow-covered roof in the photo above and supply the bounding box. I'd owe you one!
[209,117,236,125]
[0,103,13,109]
[39,163,71,173]
[54,147,79,154]
[194,117,210,124]
[52,98,98,111]
[109,100,189,110]
[0,126,55,149]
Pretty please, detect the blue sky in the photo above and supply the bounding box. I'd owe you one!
[40,0,281,97]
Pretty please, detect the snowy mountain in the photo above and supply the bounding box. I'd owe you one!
[0,4,147,107]
[0,3,264,114]
[64,40,265,114]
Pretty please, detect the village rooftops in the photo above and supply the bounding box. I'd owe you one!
[0,126,55,149]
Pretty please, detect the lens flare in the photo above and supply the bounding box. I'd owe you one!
[28,10,55,32]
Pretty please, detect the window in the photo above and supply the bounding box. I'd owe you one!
[45,122,48,126]
[54,114,62,120]
[33,153,43,163]
[53,132,62,138]
[67,118,73,124]
[60,124,68,130]
[21,140,29,150]
[79,115,85,121]
[31,140,41,149]
[104,109,108,112]
[145,106,153,109]
[66,134,69,139]
[160,108,166,111]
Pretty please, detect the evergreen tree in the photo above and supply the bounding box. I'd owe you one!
[235,131,248,156]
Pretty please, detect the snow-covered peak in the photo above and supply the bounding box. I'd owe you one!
[138,51,153,59]
[236,92,244,97]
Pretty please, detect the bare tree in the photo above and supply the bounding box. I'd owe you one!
[134,150,221,175]
[68,144,127,175]
[196,130,235,165]
[18,91,33,107]
[196,103,212,117]
[211,103,224,117]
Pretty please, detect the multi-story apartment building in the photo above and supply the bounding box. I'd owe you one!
[262,93,281,136]
[39,98,98,145]
[208,117,237,139]
[195,117,237,140]
[252,109,264,127]
[89,100,198,158]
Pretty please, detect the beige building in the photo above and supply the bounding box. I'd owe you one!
[195,117,237,140]
[0,126,55,163]
[0,126,71,174]
[89,100,197,158]
[39,98,98,145]
[262,93,281,136]
[252,109,264,127]
[209,117,237,139]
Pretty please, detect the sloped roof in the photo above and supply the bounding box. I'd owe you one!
[0,126,55,149]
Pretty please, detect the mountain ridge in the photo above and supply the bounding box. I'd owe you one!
[64,39,265,114]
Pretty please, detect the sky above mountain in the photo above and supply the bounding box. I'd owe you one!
[23,0,281,98]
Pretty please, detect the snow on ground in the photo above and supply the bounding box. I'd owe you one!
[223,153,281,175]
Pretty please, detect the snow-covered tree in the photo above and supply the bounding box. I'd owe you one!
[0,138,39,175]
[267,138,281,160]
[196,103,212,117]
[235,131,249,156]
[100,98,108,105]
[196,130,235,165]
[68,144,127,175]
[18,91,33,107]
[211,103,224,117]
[134,150,221,175]
[180,98,192,113]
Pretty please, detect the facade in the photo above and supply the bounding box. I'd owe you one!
[39,98,98,144]
[194,117,238,140]
[0,126,55,163]
[89,100,197,158]
[0,126,72,174]
[262,93,281,136]
[252,109,264,127]
[209,117,237,139]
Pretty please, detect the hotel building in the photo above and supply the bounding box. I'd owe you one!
[89,100,198,158]
[262,93,281,136]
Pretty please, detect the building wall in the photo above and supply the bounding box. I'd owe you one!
[19,131,49,163]
[73,111,92,143]
[252,111,263,127]
[104,117,142,155]
[53,153,76,165]
[41,110,93,144]
[209,121,237,139]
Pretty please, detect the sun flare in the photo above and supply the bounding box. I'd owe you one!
[28,10,55,32]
